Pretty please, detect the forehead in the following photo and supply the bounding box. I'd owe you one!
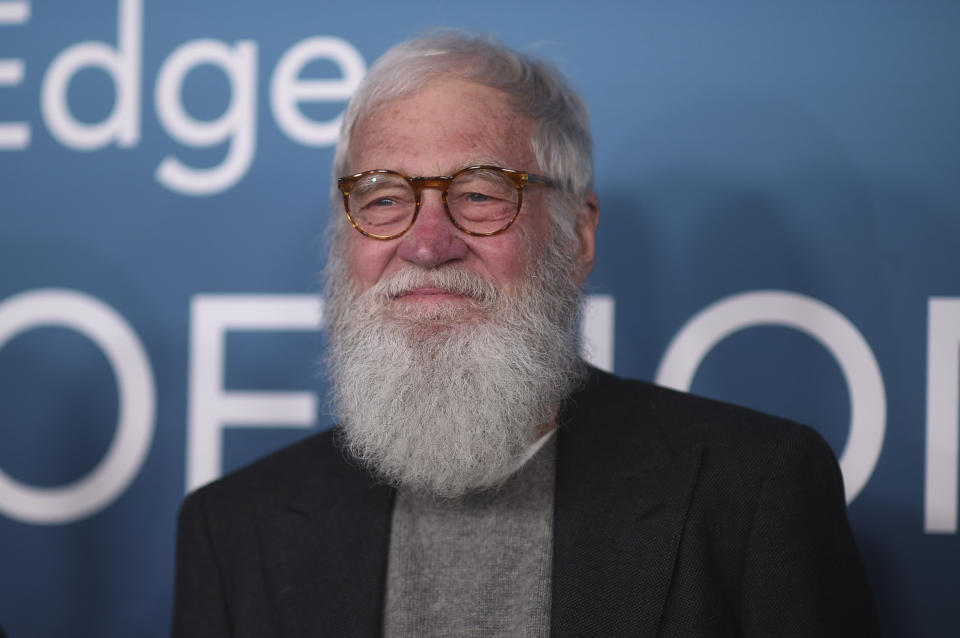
[348,78,536,176]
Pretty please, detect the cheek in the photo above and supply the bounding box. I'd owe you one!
[345,236,397,289]
[474,231,544,290]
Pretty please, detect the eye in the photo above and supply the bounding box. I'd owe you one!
[354,187,412,210]
[465,192,493,202]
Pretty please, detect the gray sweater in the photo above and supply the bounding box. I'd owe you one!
[384,437,556,638]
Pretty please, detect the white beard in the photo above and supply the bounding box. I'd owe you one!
[323,230,586,499]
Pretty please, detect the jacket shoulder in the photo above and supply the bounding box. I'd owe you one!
[183,427,371,516]
[565,367,822,457]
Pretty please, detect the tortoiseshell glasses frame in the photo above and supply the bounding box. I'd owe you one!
[337,165,555,240]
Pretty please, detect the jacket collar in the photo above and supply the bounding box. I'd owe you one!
[257,432,394,638]
[550,368,703,637]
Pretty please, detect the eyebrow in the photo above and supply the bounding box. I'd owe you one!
[435,159,509,176]
[356,159,513,178]
[463,157,502,167]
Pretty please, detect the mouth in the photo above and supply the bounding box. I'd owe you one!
[375,268,499,315]
[393,287,472,302]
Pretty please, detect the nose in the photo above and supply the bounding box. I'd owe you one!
[395,191,468,267]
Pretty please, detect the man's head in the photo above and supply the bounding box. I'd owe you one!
[324,32,599,498]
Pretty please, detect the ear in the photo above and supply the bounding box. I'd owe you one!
[573,191,599,284]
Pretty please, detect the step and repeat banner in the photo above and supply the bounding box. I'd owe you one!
[1,1,958,636]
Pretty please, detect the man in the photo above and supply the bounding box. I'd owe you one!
[173,32,880,637]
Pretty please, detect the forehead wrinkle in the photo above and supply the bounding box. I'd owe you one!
[351,134,533,176]
[348,78,537,176]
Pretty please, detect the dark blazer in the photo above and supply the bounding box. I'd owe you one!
[172,368,880,637]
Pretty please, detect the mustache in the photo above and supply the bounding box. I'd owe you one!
[367,266,501,303]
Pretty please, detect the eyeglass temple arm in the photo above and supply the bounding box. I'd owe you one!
[526,173,555,186]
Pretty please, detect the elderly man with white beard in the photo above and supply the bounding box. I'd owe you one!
[172,32,881,638]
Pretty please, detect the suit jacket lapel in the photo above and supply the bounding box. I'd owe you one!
[551,370,703,638]
[257,437,394,638]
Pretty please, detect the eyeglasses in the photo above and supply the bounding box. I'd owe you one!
[337,165,555,240]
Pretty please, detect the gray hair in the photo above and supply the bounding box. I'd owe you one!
[330,31,593,242]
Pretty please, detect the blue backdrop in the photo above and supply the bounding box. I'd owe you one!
[1,1,958,636]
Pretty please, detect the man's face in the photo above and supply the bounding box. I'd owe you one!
[326,77,598,495]
[343,78,554,322]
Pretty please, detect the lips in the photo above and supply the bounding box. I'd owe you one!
[394,287,470,300]
[375,267,499,305]
[397,287,462,297]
